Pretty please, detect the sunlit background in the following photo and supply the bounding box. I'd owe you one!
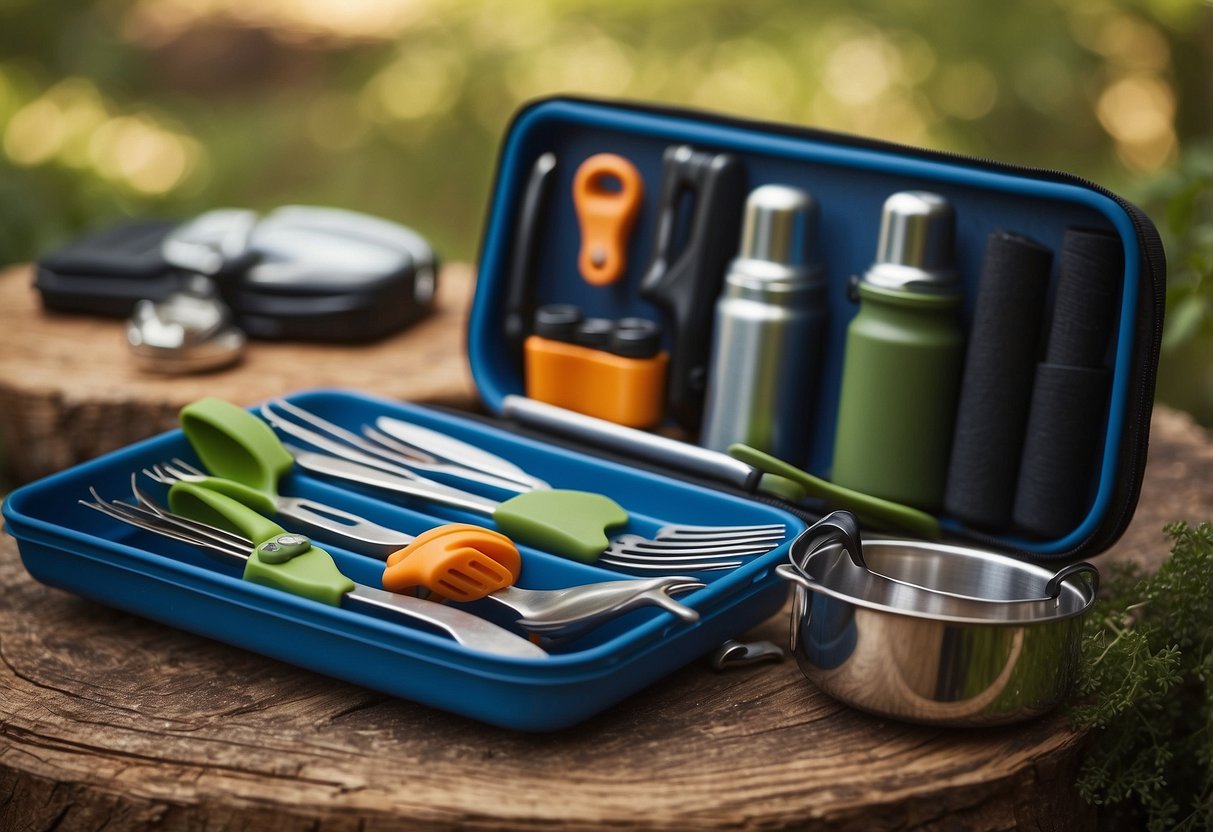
[1,0,1210,420]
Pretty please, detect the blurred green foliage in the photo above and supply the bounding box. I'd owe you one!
[1144,149,1213,425]
[0,0,1210,417]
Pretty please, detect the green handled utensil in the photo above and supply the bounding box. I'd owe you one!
[285,441,780,569]
[168,479,356,605]
[88,478,547,658]
[729,443,942,540]
[181,398,630,562]
[181,398,294,504]
[174,398,430,556]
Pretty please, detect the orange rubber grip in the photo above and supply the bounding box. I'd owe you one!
[383,523,521,601]
[573,154,644,286]
[524,335,668,428]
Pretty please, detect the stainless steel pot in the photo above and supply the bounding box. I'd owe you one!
[775,511,1098,726]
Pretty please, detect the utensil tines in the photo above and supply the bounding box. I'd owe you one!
[135,465,708,632]
[261,399,537,494]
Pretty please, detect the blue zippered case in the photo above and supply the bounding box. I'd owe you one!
[3,96,1165,729]
[469,97,1165,559]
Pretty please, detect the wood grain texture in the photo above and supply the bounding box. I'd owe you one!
[0,264,479,484]
[1,248,1210,829]
[3,408,1209,831]
[0,526,1092,832]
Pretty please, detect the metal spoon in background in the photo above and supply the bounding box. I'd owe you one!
[126,275,246,374]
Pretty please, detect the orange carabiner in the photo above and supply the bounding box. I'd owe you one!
[573,153,644,286]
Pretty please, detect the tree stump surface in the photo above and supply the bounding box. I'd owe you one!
[0,264,479,485]
[2,262,1212,831]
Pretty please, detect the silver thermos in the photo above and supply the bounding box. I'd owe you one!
[700,185,826,462]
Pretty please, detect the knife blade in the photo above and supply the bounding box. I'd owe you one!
[374,415,550,491]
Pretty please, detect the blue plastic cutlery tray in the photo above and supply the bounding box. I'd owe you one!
[2,388,806,731]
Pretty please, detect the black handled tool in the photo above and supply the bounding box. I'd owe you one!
[503,152,558,363]
[639,145,746,432]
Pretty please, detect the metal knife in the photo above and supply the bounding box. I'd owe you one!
[374,415,550,491]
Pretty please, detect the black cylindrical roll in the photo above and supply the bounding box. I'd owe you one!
[1012,226,1123,538]
[944,230,1052,528]
[1012,363,1110,537]
[1045,227,1123,368]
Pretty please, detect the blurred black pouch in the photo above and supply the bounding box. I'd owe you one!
[34,206,438,343]
[35,217,187,317]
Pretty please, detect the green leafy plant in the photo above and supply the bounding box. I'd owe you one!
[1071,521,1213,830]
[1143,147,1213,426]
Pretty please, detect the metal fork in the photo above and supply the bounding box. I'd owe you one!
[79,479,548,659]
[263,397,547,493]
[85,476,706,640]
[143,458,420,556]
[263,448,786,571]
[147,458,780,572]
[258,401,787,570]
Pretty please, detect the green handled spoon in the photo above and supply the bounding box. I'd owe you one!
[168,479,353,605]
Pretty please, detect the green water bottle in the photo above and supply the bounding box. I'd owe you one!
[831,191,964,511]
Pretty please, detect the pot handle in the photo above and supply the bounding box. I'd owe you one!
[789,510,866,571]
[774,563,812,653]
[1044,561,1100,599]
[774,562,811,589]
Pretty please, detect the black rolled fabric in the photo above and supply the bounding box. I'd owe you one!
[1045,227,1123,368]
[944,231,1052,528]
[1010,226,1123,538]
[1013,363,1110,537]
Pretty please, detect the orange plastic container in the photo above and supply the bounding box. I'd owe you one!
[524,335,668,428]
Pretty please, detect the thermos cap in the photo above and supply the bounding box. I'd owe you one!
[739,185,817,265]
[863,191,960,295]
[726,185,823,297]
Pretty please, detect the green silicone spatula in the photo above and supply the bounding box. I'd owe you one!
[729,443,942,540]
[181,397,630,562]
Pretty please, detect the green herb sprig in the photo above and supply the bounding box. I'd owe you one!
[1071,521,1213,831]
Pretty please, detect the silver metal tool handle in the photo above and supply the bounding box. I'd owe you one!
[490,577,702,633]
[344,585,548,659]
[502,395,760,490]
